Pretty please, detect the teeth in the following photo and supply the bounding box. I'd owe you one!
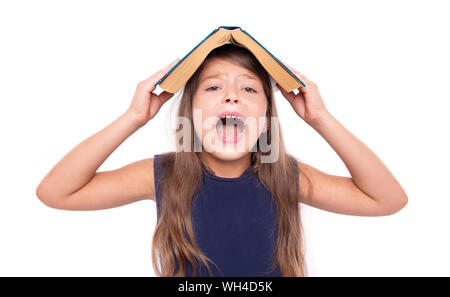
[217,114,245,133]
[223,115,238,119]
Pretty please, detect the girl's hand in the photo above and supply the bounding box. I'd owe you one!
[276,61,330,127]
[126,58,181,128]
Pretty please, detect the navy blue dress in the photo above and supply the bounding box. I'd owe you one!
[153,154,294,277]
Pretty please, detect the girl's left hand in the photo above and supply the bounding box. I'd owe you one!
[276,61,329,126]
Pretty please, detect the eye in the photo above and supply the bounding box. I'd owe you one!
[206,85,219,91]
[244,87,257,93]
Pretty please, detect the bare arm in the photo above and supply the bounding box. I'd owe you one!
[36,58,180,210]
[36,112,152,210]
[298,112,408,216]
[275,62,408,216]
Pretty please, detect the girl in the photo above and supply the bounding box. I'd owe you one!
[36,44,408,277]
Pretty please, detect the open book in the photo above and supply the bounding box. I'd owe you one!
[154,26,305,94]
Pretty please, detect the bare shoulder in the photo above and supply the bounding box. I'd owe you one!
[116,157,156,201]
[123,157,156,201]
[296,161,316,203]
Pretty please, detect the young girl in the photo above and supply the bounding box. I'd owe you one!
[36,44,408,277]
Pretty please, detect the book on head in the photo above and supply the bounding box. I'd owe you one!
[154,26,305,94]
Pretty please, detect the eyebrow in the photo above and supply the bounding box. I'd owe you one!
[200,73,257,82]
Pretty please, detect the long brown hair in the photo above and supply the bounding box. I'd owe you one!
[151,44,312,276]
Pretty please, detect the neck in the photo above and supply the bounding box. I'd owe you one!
[199,152,251,178]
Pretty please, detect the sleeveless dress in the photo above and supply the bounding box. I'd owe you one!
[153,154,297,277]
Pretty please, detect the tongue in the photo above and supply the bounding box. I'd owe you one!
[217,124,239,139]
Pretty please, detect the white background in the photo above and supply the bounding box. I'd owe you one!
[1,0,449,276]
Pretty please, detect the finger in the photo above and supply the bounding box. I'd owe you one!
[278,59,295,74]
[276,82,294,95]
[151,58,181,82]
[157,90,175,104]
[279,59,309,86]
[139,58,181,92]
[157,58,181,74]
[294,72,309,84]
[276,82,295,104]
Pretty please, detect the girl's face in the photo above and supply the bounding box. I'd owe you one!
[192,57,268,161]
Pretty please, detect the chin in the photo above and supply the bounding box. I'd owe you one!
[208,150,250,162]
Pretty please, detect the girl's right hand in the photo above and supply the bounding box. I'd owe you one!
[126,58,181,128]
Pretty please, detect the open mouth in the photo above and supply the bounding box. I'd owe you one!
[215,115,245,144]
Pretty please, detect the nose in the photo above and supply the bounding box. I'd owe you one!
[223,93,240,104]
[224,98,239,104]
